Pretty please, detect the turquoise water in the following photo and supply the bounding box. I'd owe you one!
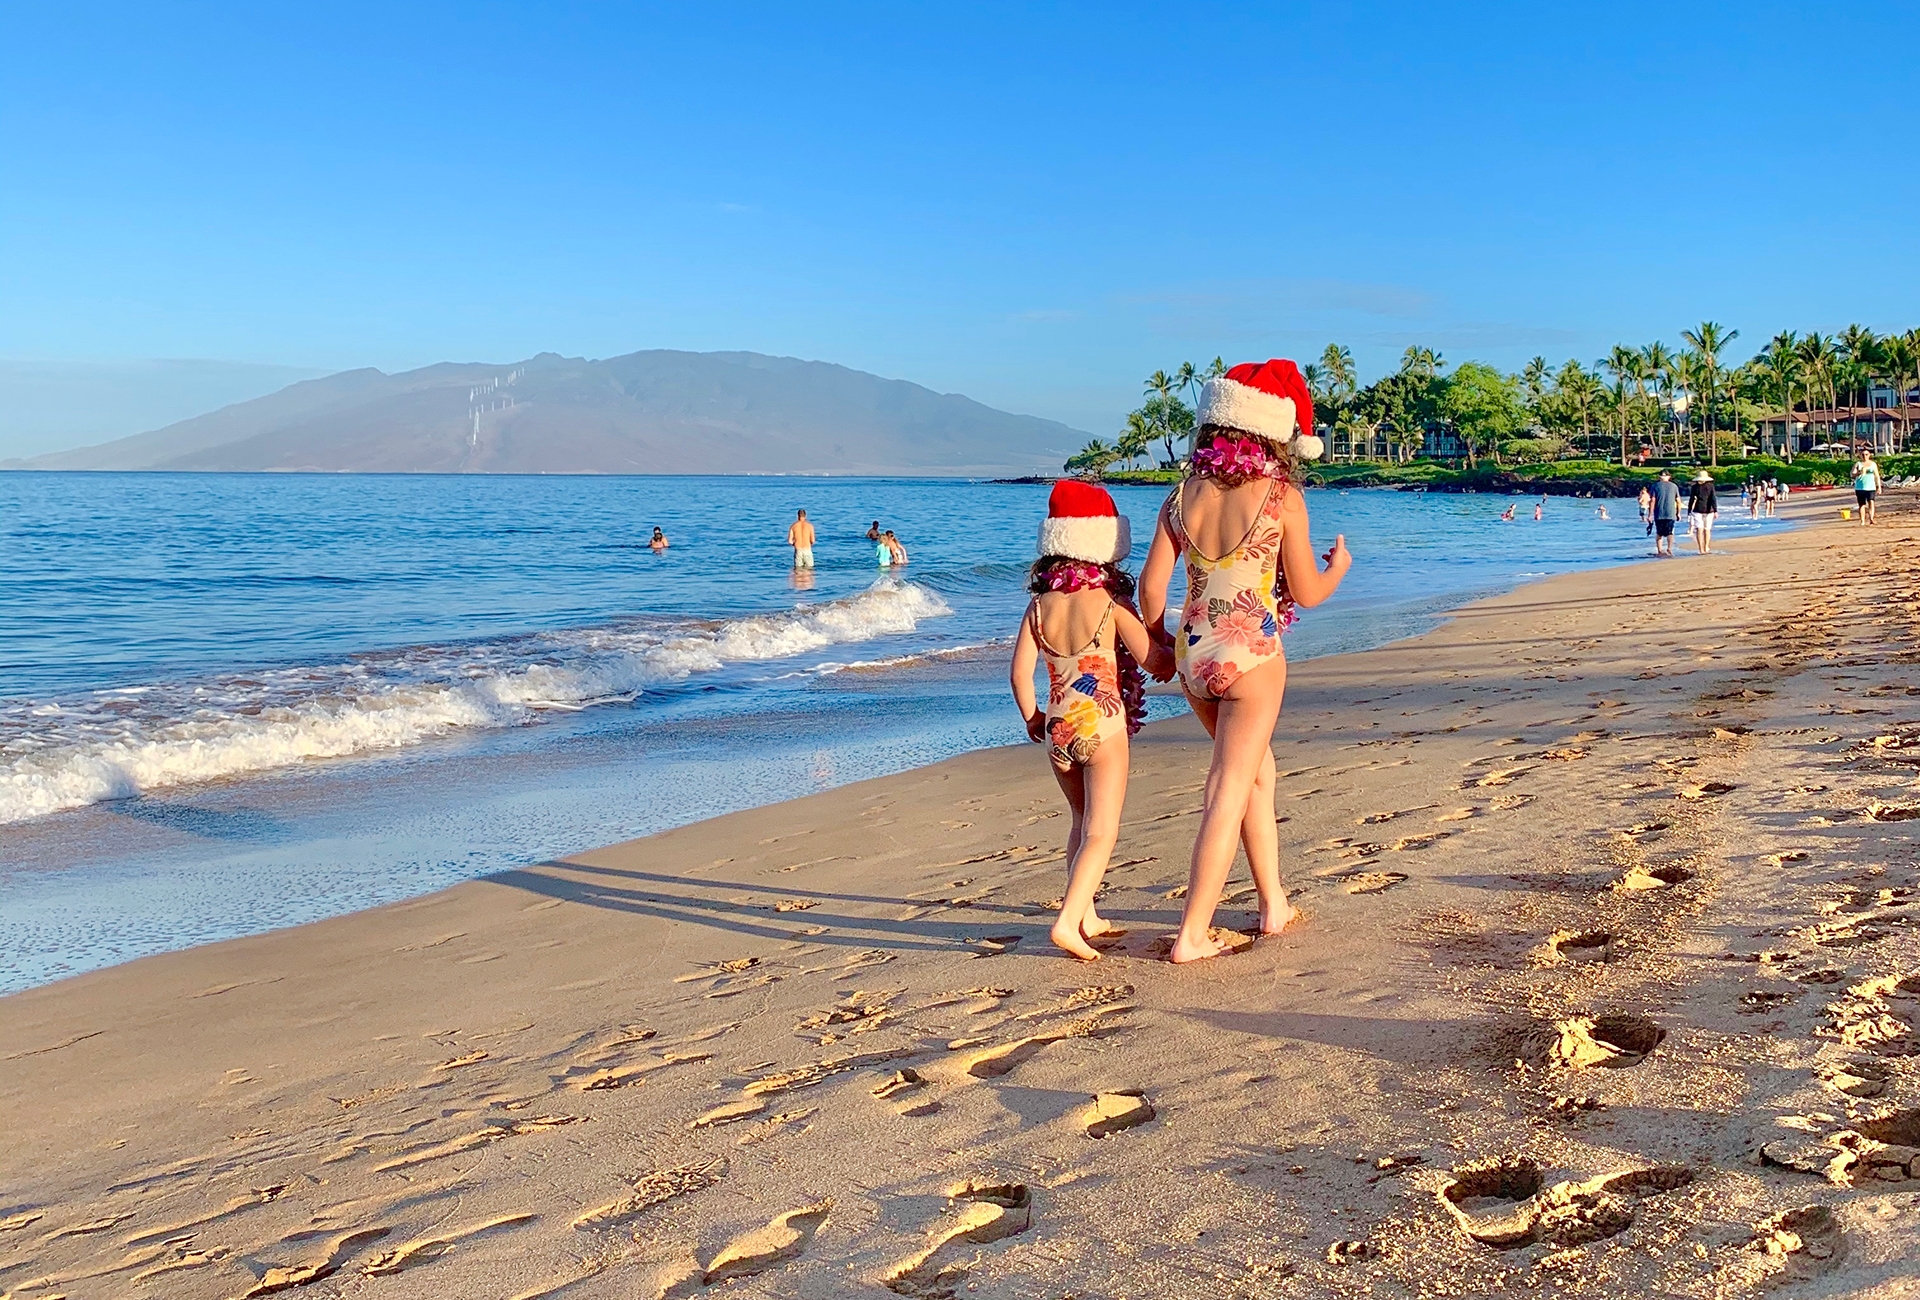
[0,473,1788,989]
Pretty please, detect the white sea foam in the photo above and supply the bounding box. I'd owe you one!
[0,581,952,825]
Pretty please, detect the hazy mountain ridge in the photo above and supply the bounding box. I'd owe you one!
[13,350,1084,475]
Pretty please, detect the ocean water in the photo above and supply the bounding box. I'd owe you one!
[0,473,1789,989]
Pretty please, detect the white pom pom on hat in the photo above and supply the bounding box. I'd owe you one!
[1038,478,1131,564]
[1197,359,1324,461]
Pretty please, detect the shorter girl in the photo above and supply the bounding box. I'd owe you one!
[1010,481,1172,960]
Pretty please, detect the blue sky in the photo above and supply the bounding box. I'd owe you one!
[2,1,1915,455]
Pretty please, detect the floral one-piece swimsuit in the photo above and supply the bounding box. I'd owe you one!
[1031,598,1127,770]
[1169,475,1297,701]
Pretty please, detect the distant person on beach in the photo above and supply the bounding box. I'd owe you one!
[1650,470,1680,556]
[1765,477,1781,516]
[1687,472,1718,555]
[1853,454,1880,525]
[1638,485,1653,529]
[649,527,670,552]
[787,509,815,569]
[1140,360,1350,964]
[1010,481,1172,960]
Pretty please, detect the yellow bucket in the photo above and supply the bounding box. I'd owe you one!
[1840,507,1853,520]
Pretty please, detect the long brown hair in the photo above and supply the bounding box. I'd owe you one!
[1188,423,1306,488]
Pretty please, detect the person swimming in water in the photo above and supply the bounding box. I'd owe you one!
[649,527,670,552]
[1500,503,1516,522]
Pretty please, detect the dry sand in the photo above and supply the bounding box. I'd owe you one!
[4,490,1920,1299]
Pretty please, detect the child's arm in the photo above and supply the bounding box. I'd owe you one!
[1112,603,1174,682]
[1137,497,1180,645]
[1278,489,1351,609]
[1009,605,1046,742]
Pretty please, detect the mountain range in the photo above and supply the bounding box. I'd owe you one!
[11,350,1086,475]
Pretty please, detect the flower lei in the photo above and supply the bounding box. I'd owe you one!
[1190,432,1281,480]
[1041,559,1148,736]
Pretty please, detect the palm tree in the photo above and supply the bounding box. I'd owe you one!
[1204,356,1227,382]
[1639,342,1672,456]
[1064,438,1120,478]
[1115,412,1155,470]
[1797,333,1838,439]
[1320,344,1356,396]
[1302,362,1326,402]
[1838,325,1880,404]
[1399,346,1443,380]
[1757,333,1802,461]
[1143,369,1183,465]
[1603,346,1641,465]
[1680,321,1738,466]
[1670,351,1700,460]
[1555,360,1601,456]
[1894,329,1920,450]
[1522,356,1549,410]
[1175,361,1201,416]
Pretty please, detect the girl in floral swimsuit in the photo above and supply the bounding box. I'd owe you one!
[1140,360,1352,964]
[1010,481,1173,960]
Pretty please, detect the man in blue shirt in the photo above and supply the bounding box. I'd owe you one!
[1650,470,1681,557]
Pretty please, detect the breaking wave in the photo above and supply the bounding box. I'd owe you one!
[0,580,952,825]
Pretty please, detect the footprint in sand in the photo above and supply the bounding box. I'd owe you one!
[1437,1158,1691,1248]
[883,1183,1030,1296]
[1613,865,1695,891]
[963,1011,1128,1079]
[1083,1090,1155,1138]
[573,1158,728,1229]
[1816,1059,1891,1098]
[1535,931,1617,965]
[1679,782,1737,800]
[239,1227,393,1297]
[1544,1015,1664,1069]
[361,1213,537,1275]
[1344,871,1407,895]
[372,1115,580,1172]
[703,1201,832,1285]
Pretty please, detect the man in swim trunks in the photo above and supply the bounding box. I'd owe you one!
[1650,470,1680,557]
[1852,454,1880,525]
[787,508,816,568]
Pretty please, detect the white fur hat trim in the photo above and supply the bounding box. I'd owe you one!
[1037,514,1131,564]
[1198,376,1299,444]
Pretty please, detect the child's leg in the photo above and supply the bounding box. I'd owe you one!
[1172,663,1286,964]
[1050,742,1128,961]
[1241,743,1296,934]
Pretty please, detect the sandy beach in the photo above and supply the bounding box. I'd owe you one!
[4,489,1918,1299]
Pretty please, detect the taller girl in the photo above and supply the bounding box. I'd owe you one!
[1139,360,1352,964]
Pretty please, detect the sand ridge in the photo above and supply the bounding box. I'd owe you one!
[3,493,1920,1296]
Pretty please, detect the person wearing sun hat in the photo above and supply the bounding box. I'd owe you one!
[1009,479,1173,960]
[1138,359,1353,964]
[1686,470,1718,555]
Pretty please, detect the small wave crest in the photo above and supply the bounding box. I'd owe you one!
[0,580,952,825]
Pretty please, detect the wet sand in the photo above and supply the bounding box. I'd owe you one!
[4,489,1918,1298]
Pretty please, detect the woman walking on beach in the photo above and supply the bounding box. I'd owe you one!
[1140,360,1351,964]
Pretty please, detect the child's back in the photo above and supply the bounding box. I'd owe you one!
[1033,586,1118,658]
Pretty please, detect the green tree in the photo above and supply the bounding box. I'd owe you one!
[1064,438,1120,478]
[1680,321,1738,465]
[1437,362,1524,468]
[1797,332,1838,436]
[1115,411,1155,470]
[1603,346,1642,464]
[1400,345,1444,381]
[1175,360,1201,417]
[1319,343,1357,396]
[1553,360,1603,455]
[1756,333,1803,461]
[1141,394,1193,467]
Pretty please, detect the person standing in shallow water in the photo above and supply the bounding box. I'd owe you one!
[786,509,815,569]
[1139,359,1351,964]
[1650,470,1680,557]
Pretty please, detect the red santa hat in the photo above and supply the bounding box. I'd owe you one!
[1038,478,1131,564]
[1196,359,1324,461]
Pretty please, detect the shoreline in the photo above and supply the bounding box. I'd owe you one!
[6,492,1917,1297]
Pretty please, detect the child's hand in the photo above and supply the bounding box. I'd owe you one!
[1322,534,1351,574]
[1024,709,1047,743]
[1145,642,1175,682]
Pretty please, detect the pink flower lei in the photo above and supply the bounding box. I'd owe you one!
[1190,432,1281,479]
[1044,560,1108,593]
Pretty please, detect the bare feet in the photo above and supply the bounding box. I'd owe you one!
[1080,914,1127,942]
[1259,895,1298,936]
[1167,928,1224,964]
[1050,919,1102,961]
